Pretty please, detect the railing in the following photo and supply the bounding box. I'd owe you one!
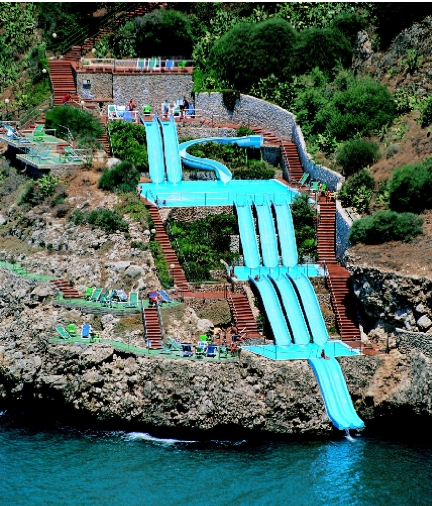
[58,125,74,144]
[18,97,54,129]
[244,341,362,360]
[143,191,296,207]
[156,303,165,339]
[80,58,195,72]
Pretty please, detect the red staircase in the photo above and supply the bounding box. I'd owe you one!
[249,126,280,145]
[50,279,82,299]
[98,115,110,154]
[227,292,262,339]
[48,60,78,106]
[144,202,190,292]
[143,307,163,349]
[281,141,304,183]
[317,202,338,265]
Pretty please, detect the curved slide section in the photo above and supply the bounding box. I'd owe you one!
[274,201,298,267]
[235,198,260,269]
[270,274,310,345]
[254,200,279,268]
[249,275,292,346]
[143,117,165,184]
[290,272,328,347]
[309,357,364,430]
[179,136,263,184]
[160,117,182,184]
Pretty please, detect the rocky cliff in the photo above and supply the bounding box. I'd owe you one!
[1,267,431,437]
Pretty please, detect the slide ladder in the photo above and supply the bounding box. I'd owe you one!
[309,357,364,430]
[235,198,260,269]
[274,200,298,268]
[160,117,182,184]
[254,198,279,268]
[143,116,165,184]
[270,274,310,345]
[249,275,292,346]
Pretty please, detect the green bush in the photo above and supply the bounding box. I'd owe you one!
[108,121,148,170]
[349,210,423,245]
[98,161,140,194]
[236,126,255,137]
[149,241,173,288]
[232,160,275,180]
[336,140,380,175]
[131,240,148,251]
[292,27,352,75]
[135,9,193,57]
[208,18,297,92]
[70,209,129,234]
[291,193,317,260]
[45,107,103,142]
[18,175,59,207]
[116,192,149,227]
[338,170,375,214]
[419,96,432,128]
[387,160,432,213]
[330,12,366,48]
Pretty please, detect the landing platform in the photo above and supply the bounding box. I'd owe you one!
[231,264,325,280]
[244,340,361,360]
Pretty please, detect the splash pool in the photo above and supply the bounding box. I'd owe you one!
[139,179,298,207]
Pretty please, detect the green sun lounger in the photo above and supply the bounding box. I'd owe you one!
[67,324,79,338]
[33,124,45,142]
[56,326,71,339]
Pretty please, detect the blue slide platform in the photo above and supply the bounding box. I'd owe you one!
[235,197,260,269]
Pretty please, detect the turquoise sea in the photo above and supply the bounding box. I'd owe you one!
[2,417,432,506]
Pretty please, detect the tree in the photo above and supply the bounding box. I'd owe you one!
[208,18,297,92]
[135,9,193,57]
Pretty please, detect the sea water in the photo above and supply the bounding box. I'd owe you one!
[2,421,432,506]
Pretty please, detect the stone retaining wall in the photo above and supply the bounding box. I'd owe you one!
[336,201,353,263]
[291,123,344,192]
[396,328,432,358]
[195,92,295,140]
[164,206,234,224]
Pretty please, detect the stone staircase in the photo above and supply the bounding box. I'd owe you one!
[143,307,163,349]
[144,202,190,292]
[227,292,261,339]
[98,115,110,154]
[50,279,82,299]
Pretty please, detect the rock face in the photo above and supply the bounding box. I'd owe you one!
[1,266,432,436]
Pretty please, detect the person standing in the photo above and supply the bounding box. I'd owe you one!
[62,93,71,105]
[182,96,189,118]
[127,99,136,111]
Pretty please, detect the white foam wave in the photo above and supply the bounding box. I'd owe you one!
[125,432,196,444]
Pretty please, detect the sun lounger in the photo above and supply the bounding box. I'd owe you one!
[157,290,172,303]
[195,344,205,358]
[125,291,139,308]
[89,287,102,302]
[293,173,309,188]
[117,106,126,118]
[181,343,193,357]
[67,323,79,339]
[101,289,115,307]
[80,88,95,99]
[164,59,174,71]
[137,58,147,71]
[167,337,183,351]
[3,124,31,143]
[311,181,319,193]
[205,344,218,358]
[108,104,118,120]
[56,326,71,339]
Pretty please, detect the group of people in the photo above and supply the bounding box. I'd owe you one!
[162,96,193,119]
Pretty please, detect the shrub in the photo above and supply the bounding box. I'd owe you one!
[18,175,59,207]
[338,170,375,214]
[135,9,193,57]
[291,193,317,260]
[232,160,275,180]
[149,241,173,288]
[45,107,103,142]
[108,121,148,170]
[208,18,297,92]
[116,192,149,228]
[292,27,352,75]
[98,161,140,194]
[419,95,432,128]
[131,240,148,251]
[330,12,366,48]
[336,140,379,175]
[236,126,255,137]
[349,210,423,245]
[387,160,432,213]
[70,209,128,234]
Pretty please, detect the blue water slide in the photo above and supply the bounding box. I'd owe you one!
[235,198,260,269]
[160,117,182,184]
[179,135,263,184]
[274,201,298,267]
[249,275,292,346]
[309,357,364,430]
[142,117,165,184]
[270,274,311,345]
[254,199,279,268]
[289,272,328,347]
